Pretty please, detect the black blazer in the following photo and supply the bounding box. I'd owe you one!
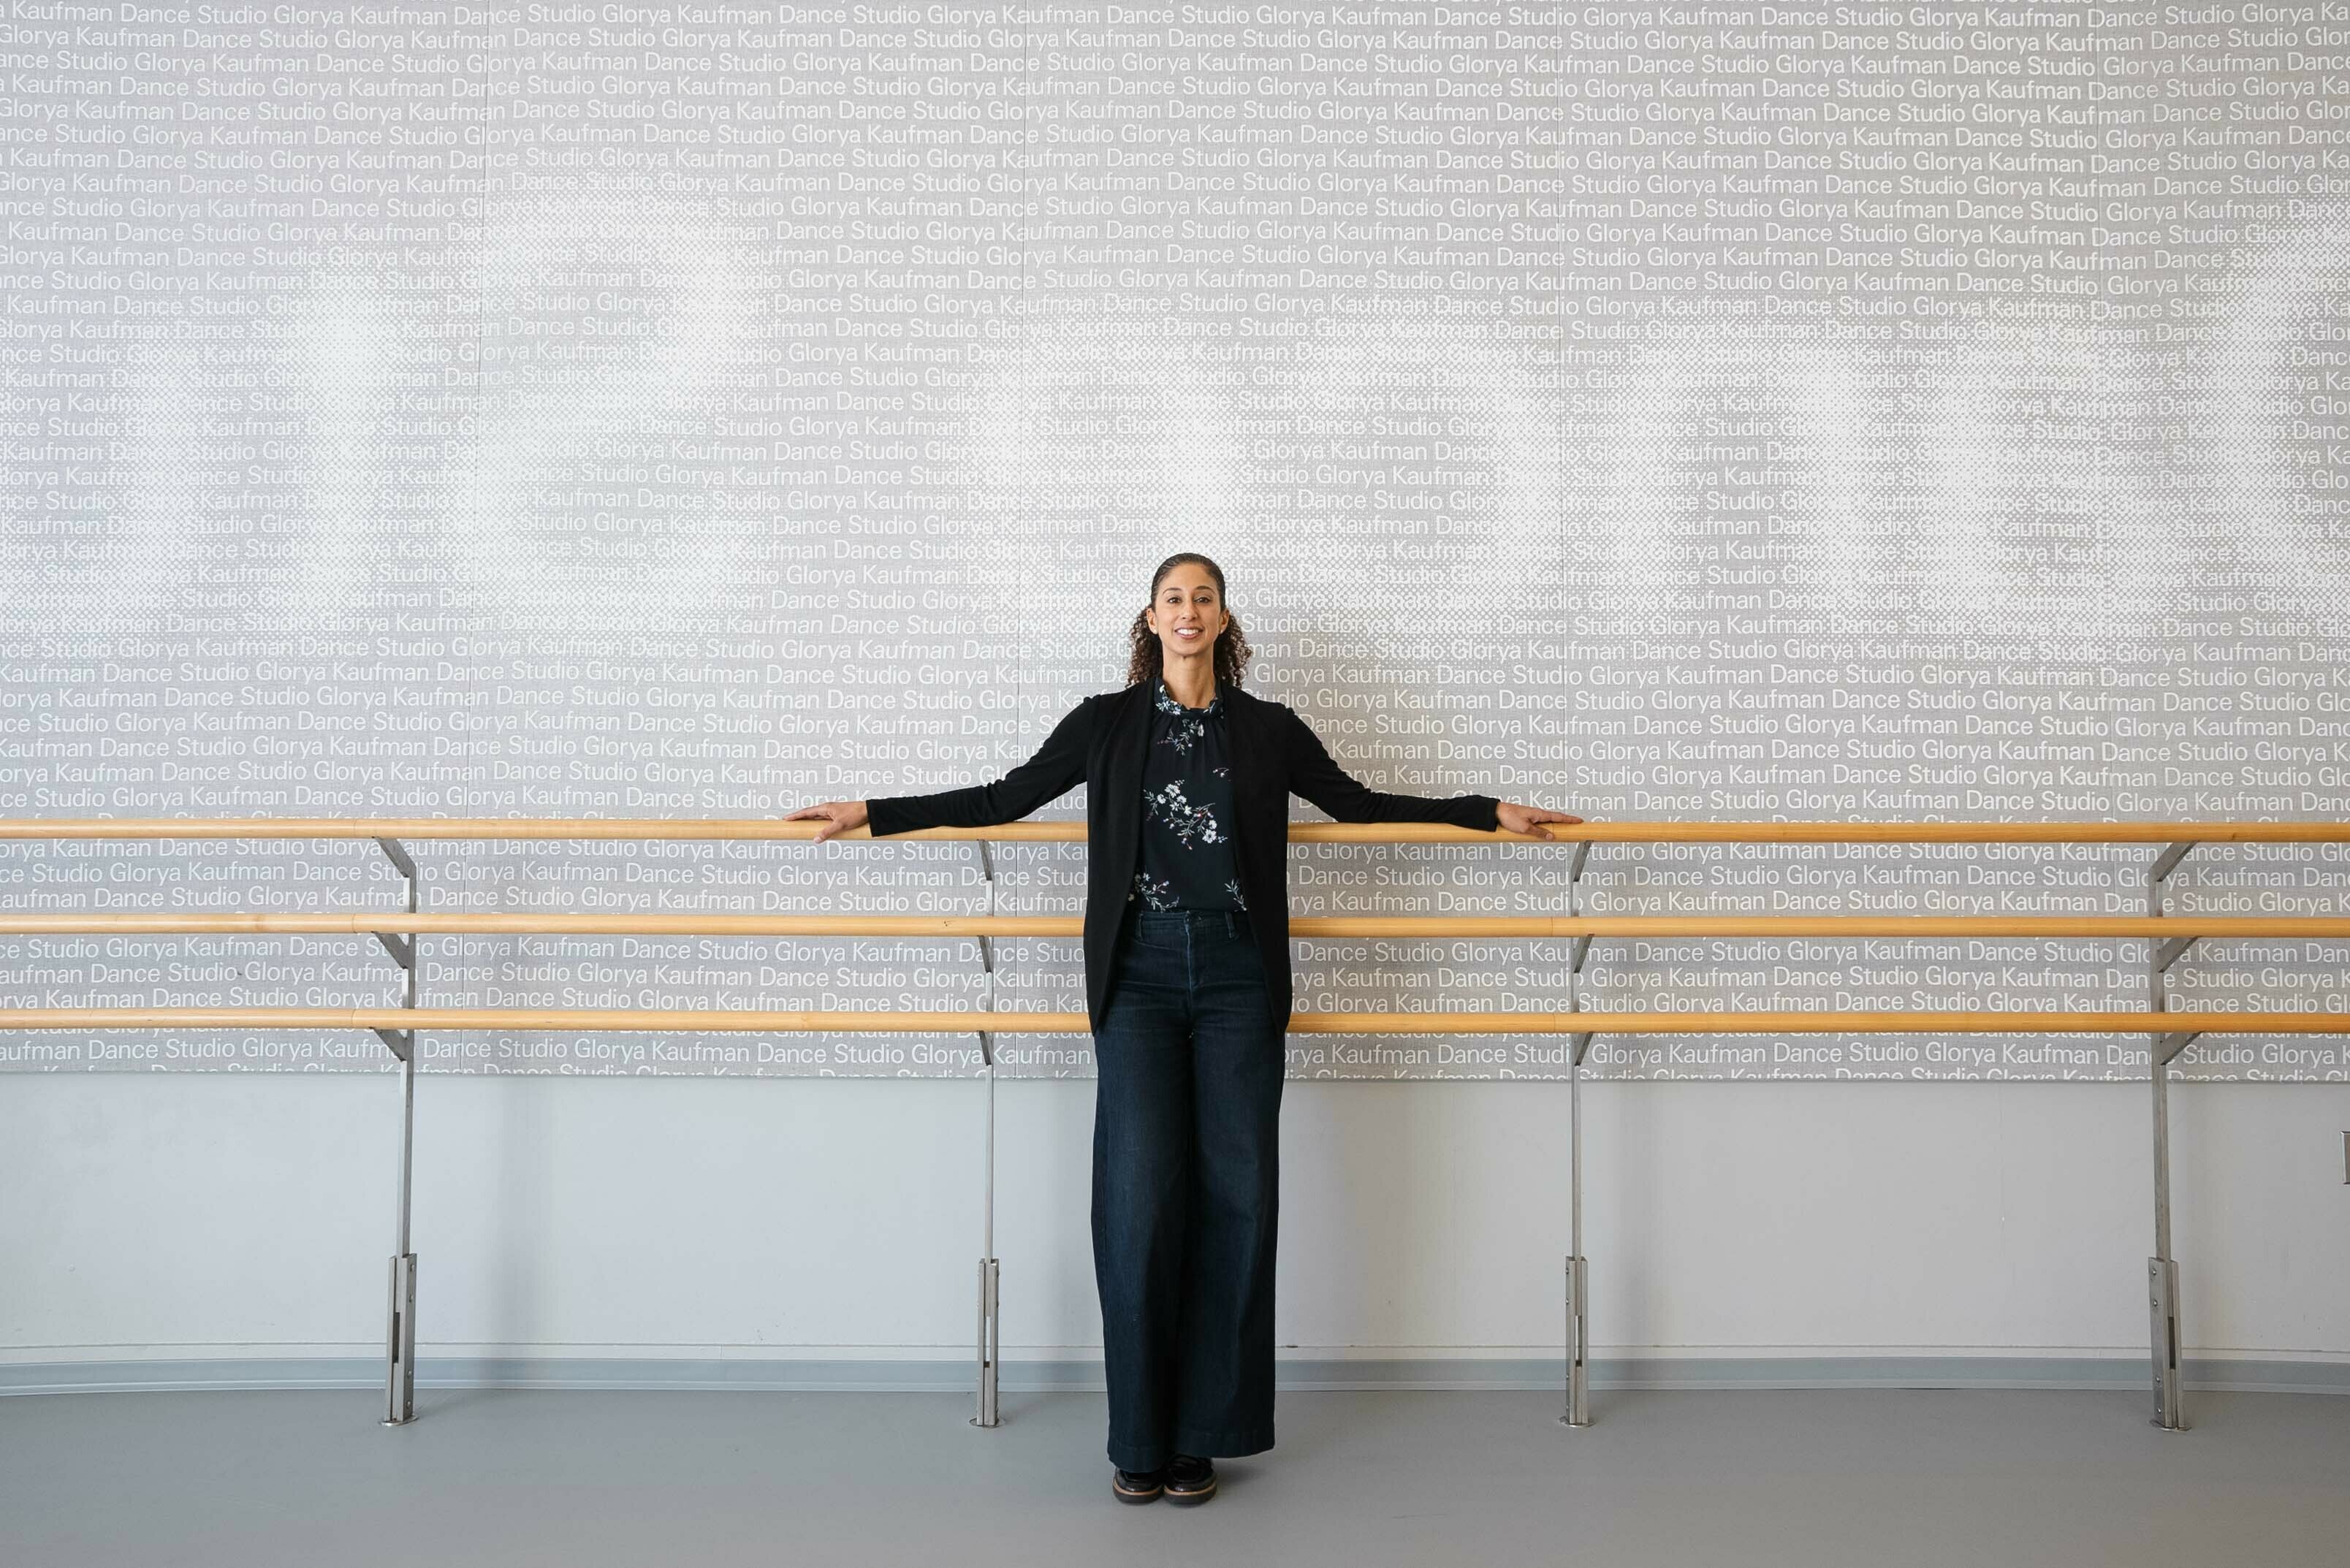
[864,679,1501,1036]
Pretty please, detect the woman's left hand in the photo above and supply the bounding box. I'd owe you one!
[1496,802,1586,839]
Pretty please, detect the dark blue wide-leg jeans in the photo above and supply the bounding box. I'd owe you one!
[1091,907,1285,1474]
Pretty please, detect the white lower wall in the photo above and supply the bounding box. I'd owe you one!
[3,1074,2345,1369]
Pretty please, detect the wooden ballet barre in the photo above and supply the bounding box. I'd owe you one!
[7,816,2337,1439]
[17,816,2335,1446]
[4,912,2350,939]
[3,818,2350,843]
[1,1007,2343,1035]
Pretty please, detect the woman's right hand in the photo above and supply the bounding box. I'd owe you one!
[784,799,868,842]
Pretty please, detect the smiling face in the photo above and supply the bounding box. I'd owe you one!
[1144,562,1228,673]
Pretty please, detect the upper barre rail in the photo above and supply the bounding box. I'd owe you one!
[2,913,2349,938]
[0,1007,2342,1035]
[3,818,2350,843]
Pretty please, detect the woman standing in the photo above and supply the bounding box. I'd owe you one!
[788,553,1582,1505]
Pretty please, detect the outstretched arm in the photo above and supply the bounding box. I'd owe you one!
[791,696,1096,840]
[1284,706,1502,830]
[1285,707,1583,837]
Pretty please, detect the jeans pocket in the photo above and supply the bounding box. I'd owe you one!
[1210,917,1261,963]
[1122,915,1185,954]
[1114,937,1182,1000]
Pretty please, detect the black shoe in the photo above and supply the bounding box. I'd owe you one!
[1164,1453,1217,1504]
[1112,1466,1166,1504]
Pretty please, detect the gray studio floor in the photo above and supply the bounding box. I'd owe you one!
[5,1386,2348,1567]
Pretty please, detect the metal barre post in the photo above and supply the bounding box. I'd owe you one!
[371,837,421,1428]
[2145,840,2199,1433]
[970,838,1001,1430]
[1561,839,1594,1429]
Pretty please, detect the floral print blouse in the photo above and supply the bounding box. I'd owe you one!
[1129,676,1247,913]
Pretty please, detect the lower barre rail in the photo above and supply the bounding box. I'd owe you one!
[2,1006,2345,1033]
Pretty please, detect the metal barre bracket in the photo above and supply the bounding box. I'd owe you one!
[2149,839,2204,1058]
[970,840,996,1073]
[1566,840,1597,1068]
[2149,842,2203,987]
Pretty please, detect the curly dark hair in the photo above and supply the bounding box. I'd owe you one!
[1125,552,1253,690]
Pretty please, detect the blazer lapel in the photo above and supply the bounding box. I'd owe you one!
[1103,681,1153,895]
[1222,684,1268,884]
[1115,678,1152,788]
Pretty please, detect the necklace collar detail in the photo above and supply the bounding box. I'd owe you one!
[1155,676,1221,716]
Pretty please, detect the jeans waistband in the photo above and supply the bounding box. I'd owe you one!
[1128,908,1252,940]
